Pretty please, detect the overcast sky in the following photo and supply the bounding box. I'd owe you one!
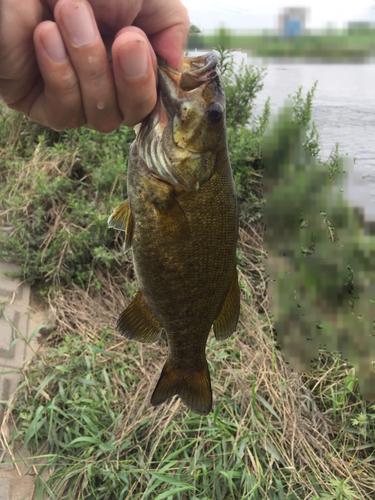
[181,0,375,31]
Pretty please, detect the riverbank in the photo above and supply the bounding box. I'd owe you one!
[188,29,375,61]
[1,51,375,499]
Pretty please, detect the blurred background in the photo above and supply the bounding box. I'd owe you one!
[184,0,375,33]
[184,0,375,221]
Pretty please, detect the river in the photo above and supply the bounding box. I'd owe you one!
[189,50,375,221]
[249,56,375,222]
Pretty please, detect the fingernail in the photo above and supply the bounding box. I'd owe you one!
[60,1,96,46]
[119,41,148,79]
[41,23,68,63]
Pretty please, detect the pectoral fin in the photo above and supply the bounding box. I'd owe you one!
[117,291,162,343]
[108,199,133,252]
[213,268,240,341]
[159,194,191,241]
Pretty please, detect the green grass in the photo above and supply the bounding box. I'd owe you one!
[3,282,375,499]
[0,106,134,292]
[4,289,375,500]
[1,48,375,499]
[188,30,375,60]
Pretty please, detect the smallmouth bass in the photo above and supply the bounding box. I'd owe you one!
[108,52,240,416]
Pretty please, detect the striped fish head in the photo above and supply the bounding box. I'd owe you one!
[135,52,227,192]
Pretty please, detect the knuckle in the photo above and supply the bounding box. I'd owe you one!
[46,73,81,105]
[83,55,109,82]
[59,77,81,100]
[48,113,86,131]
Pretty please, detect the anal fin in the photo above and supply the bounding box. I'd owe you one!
[213,267,240,341]
[108,199,134,252]
[117,291,162,343]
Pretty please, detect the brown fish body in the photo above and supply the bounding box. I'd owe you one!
[109,53,240,415]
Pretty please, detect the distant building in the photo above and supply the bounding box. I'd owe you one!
[279,7,309,37]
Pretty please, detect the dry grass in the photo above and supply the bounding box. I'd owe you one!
[0,110,130,290]
[1,103,375,500]
[2,218,374,499]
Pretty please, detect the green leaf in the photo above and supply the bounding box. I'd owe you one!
[69,436,103,447]
[77,377,98,387]
[28,324,54,343]
[162,440,197,462]
[35,373,56,398]
[264,437,284,465]
[87,344,116,357]
[154,487,195,500]
[55,365,70,372]
[255,393,282,424]
[149,471,194,489]
[22,406,46,449]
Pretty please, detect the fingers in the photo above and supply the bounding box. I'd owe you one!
[0,0,44,105]
[52,0,123,132]
[27,0,160,130]
[134,0,190,72]
[0,0,189,131]
[34,0,159,130]
[32,21,85,130]
[148,22,189,73]
[112,27,158,127]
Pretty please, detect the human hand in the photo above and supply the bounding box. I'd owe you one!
[0,0,190,132]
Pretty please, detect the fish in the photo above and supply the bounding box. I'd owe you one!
[108,52,240,416]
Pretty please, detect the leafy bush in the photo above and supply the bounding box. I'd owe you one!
[0,47,327,293]
[4,48,375,500]
[0,48,271,290]
[0,114,134,290]
[214,46,271,225]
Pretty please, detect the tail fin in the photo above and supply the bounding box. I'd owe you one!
[151,357,212,416]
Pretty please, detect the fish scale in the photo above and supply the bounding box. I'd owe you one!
[108,52,240,416]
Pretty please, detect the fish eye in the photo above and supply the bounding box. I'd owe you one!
[207,103,224,123]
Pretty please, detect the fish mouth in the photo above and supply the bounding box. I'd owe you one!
[156,52,219,120]
[135,51,220,131]
[136,52,221,191]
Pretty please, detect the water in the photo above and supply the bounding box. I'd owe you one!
[248,57,375,221]
[187,50,375,220]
